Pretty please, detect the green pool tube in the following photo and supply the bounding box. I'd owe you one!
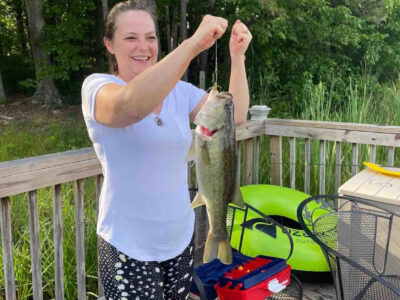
[229,184,330,272]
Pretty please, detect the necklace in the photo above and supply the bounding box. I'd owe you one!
[154,115,163,126]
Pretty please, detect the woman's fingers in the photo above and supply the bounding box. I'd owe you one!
[189,15,228,55]
[229,20,252,58]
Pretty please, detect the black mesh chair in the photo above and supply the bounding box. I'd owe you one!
[297,195,400,300]
[189,186,303,300]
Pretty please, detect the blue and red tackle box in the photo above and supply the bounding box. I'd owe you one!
[215,255,291,300]
[190,252,291,300]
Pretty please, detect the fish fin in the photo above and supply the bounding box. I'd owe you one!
[231,186,246,208]
[185,147,196,162]
[200,144,210,165]
[203,233,232,265]
[203,232,219,263]
[218,237,233,265]
[190,192,206,209]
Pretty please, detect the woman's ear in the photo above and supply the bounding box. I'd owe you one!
[104,37,115,54]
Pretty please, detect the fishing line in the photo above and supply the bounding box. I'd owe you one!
[215,40,218,88]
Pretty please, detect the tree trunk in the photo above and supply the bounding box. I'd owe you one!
[171,7,179,50]
[180,0,187,42]
[180,0,188,81]
[101,0,108,20]
[0,72,5,99]
[95,0,106,72]
[0,38,4,99]
[25,0,61,105]
[165,5,171,53]
[199,0,216,88]
[14,0,27,52]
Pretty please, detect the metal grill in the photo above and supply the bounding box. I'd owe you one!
[298,195,400,299]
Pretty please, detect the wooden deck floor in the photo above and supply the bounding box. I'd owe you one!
[303,282,336,300]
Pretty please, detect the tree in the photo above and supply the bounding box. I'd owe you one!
[0,30,5,99]
[0,72,5,99]
[198,0,216,89]
[180,0,188,81]
[95,0,108,72]
[25,0,61,105]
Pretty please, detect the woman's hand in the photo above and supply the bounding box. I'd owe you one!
[229,20,252,61]
[188,15,228,56]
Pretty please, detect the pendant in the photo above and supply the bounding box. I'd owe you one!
[154,115,163,126]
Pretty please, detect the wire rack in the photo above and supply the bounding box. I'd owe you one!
[297,195,400,300]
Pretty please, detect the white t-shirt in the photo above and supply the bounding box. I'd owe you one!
[81,73,205,261]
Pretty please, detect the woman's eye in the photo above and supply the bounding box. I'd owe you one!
[126,37,136,40]
[148,36,156,40]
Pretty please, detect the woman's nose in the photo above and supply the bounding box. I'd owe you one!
[136,39,148,50]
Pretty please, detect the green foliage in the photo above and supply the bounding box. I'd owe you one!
[217,0,400,113]
[42,0,96,81]
[1,0,400,106]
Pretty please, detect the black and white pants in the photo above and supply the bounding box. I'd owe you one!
[98,236,194,300]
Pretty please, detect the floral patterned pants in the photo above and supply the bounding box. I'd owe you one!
[98,236,194,300]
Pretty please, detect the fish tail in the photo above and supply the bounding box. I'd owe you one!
[203,233,232,265]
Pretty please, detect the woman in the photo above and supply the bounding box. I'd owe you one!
[82,1,252,299]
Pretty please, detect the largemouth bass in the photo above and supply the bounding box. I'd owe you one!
[191,84,245,265]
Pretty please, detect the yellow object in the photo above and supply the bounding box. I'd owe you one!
[363,162,400,177]
[238,266,243,270]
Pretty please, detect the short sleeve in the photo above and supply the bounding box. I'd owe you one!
[81,74,124,123]
[185,82,206,114]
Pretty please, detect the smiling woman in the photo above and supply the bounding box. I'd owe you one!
[81,0,252,299]
[104,5,158,78]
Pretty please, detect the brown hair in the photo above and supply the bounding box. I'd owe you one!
[104,0,157,74]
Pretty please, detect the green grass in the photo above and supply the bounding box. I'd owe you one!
[0,111,91,162]
[1,72,400,298]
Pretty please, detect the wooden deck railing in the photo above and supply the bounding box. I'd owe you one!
[0,108,399,299]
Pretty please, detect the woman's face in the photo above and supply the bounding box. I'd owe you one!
[106,10,158,80]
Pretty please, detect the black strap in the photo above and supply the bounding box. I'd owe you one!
[192,270,208,300]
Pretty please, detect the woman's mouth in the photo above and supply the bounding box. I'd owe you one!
[132,56,150,62]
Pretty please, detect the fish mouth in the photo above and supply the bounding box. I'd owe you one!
[201,126,218,137]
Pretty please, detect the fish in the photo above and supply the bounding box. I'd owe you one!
[190,84,245,265]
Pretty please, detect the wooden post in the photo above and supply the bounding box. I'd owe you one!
[27,190,44,300]
[289,137,296,189]
[0,197,17,300]
[387,146,395,166]
[304,139,311,194]
[96,174,105,298]
[319,140,326,195]
[53,184,65,300]
[199,71,205,90]
[270,136,282,186]
[335,142,342,192]
[243,138,254,185]
[75,179,86,300]
[369,144,376,163]
[352,143,359,176]
[249,105,270,185]
[253,137,260,184]
[236,142,242,185]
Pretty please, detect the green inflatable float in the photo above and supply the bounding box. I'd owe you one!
[229,184,330,273]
